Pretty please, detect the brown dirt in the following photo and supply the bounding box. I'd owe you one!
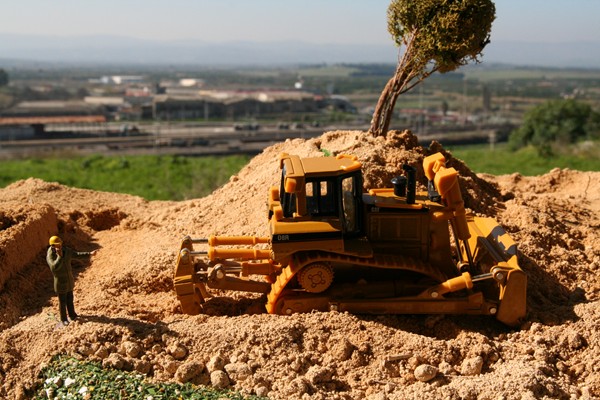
[0,130,599,400]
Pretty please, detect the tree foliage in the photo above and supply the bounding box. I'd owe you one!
[370,0,496,137]
[0,68,9,87]
[509,99,600,156]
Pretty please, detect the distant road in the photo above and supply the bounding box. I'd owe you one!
[0,122,505,159]
[0,123,361,158]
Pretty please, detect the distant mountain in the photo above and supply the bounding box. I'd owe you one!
[0,33,599,68]
[485,40,600,69]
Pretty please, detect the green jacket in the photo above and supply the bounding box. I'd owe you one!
[46,246,92,294]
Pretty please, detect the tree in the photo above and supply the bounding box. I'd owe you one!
[370,0,496,137]
[509,99,600,156]
[0,68,8,87]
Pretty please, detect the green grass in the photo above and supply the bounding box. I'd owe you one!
[0,154,251,201]
[2,142,597,203]
[446,141,600,176]
[35,355,265,400]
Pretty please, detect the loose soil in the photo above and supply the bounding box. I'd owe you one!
[1,130,599,400]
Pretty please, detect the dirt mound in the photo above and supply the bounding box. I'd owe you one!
[0,130,599,400]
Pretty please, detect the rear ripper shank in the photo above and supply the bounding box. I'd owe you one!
[174,152,526,326]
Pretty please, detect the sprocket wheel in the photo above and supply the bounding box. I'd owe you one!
[297,262,334,293]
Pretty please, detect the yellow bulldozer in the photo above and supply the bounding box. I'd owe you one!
[174,152,526,326]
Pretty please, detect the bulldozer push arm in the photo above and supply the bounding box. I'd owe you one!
[174,152,526,326]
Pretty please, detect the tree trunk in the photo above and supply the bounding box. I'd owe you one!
[369,73,404,137]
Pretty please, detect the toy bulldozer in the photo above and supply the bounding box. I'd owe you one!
[174,152,526,326]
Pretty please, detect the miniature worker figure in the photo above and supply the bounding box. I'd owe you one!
[46,236,97,326]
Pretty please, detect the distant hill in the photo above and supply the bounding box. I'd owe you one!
[0,33,599,68]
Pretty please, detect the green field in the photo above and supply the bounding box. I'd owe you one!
[447,141,600,176]
[1,143,598,202]
[0,154,251,201]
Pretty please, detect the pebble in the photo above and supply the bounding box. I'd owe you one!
[167,343,188,360]
[133,359,152,375]
[210,370,230,389]
[94,345,109,359]
[414,364,438,382]
[255,385,269,397]
[163,359,180,375]
[207,355,226,372]
[224,362,252,382]
[77,343,94,356]
[438,361,456,375]
[567,332,586,350]
[175,360,205,383]
[64,377,76,387]
[305,365,334,384]
[460,356,484,376]
[102,353,126,370]
[122,341,142,358]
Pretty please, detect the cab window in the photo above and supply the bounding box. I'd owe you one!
[342,175,357,232]
[306,179,336,216]
[280,167,296,217]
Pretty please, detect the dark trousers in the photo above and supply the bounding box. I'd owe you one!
[57,291,77,322]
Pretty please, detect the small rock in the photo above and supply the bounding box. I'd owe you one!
[289,358,302,372]
[438,361,456,375]
[163,359,180,375]
[282,377,310,397]
[384,383,397,394]
[529,322,543,333]
[305,365,334,384]
[224,362,252,382]
[175,361,205,383]
[210,370,230,389]
[77,343,94,356]
[142,336,155,348]
[103,353,126,370]
[331,338,355,361]
[94,345,109,360]
[64,377,76,387]
[231,352,248,363]
[408,355,426,369]
[255,385,269,397]
[122,341,143,358]
[567,332,586,350]
[414,364,438,382]
[167,343,188,360]
[570,363,585,377]
[461,356,484,376]
[151,344,162,354]
[133,359,152,375]
[206,355,226,372]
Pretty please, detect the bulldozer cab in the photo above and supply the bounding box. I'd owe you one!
[275,153,363,236]
[268,154,365,260]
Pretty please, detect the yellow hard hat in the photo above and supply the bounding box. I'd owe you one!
[49,236,63,246]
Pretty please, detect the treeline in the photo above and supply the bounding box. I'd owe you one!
[510,99,600,156]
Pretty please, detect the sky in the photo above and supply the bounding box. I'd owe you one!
[2,0,600,45]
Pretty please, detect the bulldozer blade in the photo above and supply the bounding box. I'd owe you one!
[496,269,527,327]
[467,216,526,326]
